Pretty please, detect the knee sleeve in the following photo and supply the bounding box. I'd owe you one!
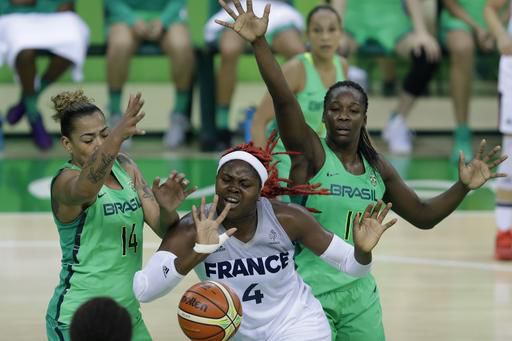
[496,135,512,192]
[402,48,439,96]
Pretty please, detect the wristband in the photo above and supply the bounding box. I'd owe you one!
[193,232,230,253]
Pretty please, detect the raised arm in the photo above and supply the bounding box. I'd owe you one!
[215,0,320,158]
[381,140,507,228]
[52,94,145,215]
[251,59,305,148]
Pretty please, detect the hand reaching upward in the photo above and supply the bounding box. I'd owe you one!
[191,195,237,246]
[353,201,396,254]
[215,0,270,42]
[111,93,146,141]
[152,171,197,212]
[459,139,508,190]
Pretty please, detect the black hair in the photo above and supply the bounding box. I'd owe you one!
[51,89,103,138]
[70,297,132,341]
[306,4,342,29]
[323,80,379,168]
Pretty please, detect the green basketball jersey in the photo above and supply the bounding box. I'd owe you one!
[267,52,345,182]
[46,160,144,326]
[295,139,386,296]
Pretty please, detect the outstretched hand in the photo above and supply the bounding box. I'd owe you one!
[111,93,146,141]
[215,0,270,42]
[191,195,237,246]
[152,171,197,212]
[353,201,396,254]
[459,139,508,190]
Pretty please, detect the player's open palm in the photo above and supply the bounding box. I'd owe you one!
[353,201,396,253]
[152,171,197,212]
[215,0,269,42]
[459,139,508,189]
[111,93,146,141]
[191,195,237,246]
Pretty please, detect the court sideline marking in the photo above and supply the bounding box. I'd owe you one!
[1,239,510,272]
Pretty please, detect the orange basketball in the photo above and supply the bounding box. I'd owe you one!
[177,280,243,341]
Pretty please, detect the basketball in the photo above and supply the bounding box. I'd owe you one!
[177,280,243,341]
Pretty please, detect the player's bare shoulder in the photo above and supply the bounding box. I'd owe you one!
[269,199,312,240]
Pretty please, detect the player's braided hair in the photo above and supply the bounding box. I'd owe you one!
[222,132,329,203]
[323,80,379,169]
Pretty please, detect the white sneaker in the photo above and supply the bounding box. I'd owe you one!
[109,114,132,151]
[164,113,190,149]
[382,115,412,154]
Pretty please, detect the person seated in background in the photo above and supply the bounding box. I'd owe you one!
[250,4,348,202]
[331,0,441,155]
[70,297,132,341]
[441,0,495,162]
[104,0,195,149]
[204,0,305,150]
[0,0,89,150]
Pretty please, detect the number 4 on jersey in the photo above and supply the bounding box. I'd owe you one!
[243,283,264,304]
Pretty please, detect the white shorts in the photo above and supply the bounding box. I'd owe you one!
[232,291,330,341]
[499,56,512,134]
[269,291,330,341]
[204,0,304,44]
[0,12,89,81]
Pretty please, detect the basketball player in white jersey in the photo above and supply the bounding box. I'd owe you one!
[485,0,512,260]
[132,140,396,340]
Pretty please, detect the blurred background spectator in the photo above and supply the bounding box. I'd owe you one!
[104,0,195,150]
[0,0,89,150]
[204,0,305,150]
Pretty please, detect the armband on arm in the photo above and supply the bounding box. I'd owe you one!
[133,251,184,303]
[320,235,372,277]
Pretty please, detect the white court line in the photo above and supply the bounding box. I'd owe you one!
[377,255,512,273]
[1,240,512,273]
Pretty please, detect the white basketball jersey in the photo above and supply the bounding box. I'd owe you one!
[196,198,322,341]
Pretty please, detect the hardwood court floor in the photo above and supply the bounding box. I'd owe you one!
[1,211,512,341]
[0,134,509,340]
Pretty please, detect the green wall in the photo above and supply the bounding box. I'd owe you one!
[0,0,323,83]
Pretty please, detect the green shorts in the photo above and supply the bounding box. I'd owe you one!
[439,0,487,45]
[106,10,187,32]
[344,1,411,54]
[46,311,152,341]
[316,276,385,341]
